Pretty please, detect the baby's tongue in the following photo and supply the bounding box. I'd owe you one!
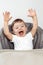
[19,31,24,36]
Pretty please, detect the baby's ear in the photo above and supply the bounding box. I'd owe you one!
[12,30,14,34]
[12,30,15,35]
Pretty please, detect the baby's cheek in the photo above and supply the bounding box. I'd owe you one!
[15,30,18,33]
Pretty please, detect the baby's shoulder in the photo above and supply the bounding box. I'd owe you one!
[26,32,33,39]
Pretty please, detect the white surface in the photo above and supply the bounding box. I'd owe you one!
[0,50,43,65]
[0,0,43,29]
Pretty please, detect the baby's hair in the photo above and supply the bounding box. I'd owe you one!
[11,18,27,29]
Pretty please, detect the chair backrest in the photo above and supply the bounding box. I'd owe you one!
[33,27,43,49]
[0,29,14,49]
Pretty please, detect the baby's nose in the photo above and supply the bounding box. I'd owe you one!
[19,26,22,30]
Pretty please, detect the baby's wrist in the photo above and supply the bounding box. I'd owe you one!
[4,20,8,24]
[32,15,37,20]
[4,19,8,22]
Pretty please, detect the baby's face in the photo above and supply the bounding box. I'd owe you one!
[12,21,27,37]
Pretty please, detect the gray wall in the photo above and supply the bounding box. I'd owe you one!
[0,0,43,29]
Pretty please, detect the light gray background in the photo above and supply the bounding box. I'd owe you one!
[0,0,43,29]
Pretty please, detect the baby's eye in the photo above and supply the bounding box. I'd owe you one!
[21,25,24,27]
[16,27,18,29]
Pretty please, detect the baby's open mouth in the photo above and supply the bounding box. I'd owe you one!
[19,31,24,36]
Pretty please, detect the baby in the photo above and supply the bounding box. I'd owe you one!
[3,9,38,50]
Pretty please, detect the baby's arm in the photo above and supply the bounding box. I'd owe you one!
[28,9,38,37]
[3,11,13,40]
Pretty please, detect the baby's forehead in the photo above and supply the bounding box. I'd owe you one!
[14,21,25,26]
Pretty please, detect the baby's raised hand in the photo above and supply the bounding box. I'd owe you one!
[28,9,36,18]
[3,11,12,22]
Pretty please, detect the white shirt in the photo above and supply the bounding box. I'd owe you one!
[12,32,33,50]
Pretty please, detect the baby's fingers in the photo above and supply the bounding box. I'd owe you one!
[8,16,12,21]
